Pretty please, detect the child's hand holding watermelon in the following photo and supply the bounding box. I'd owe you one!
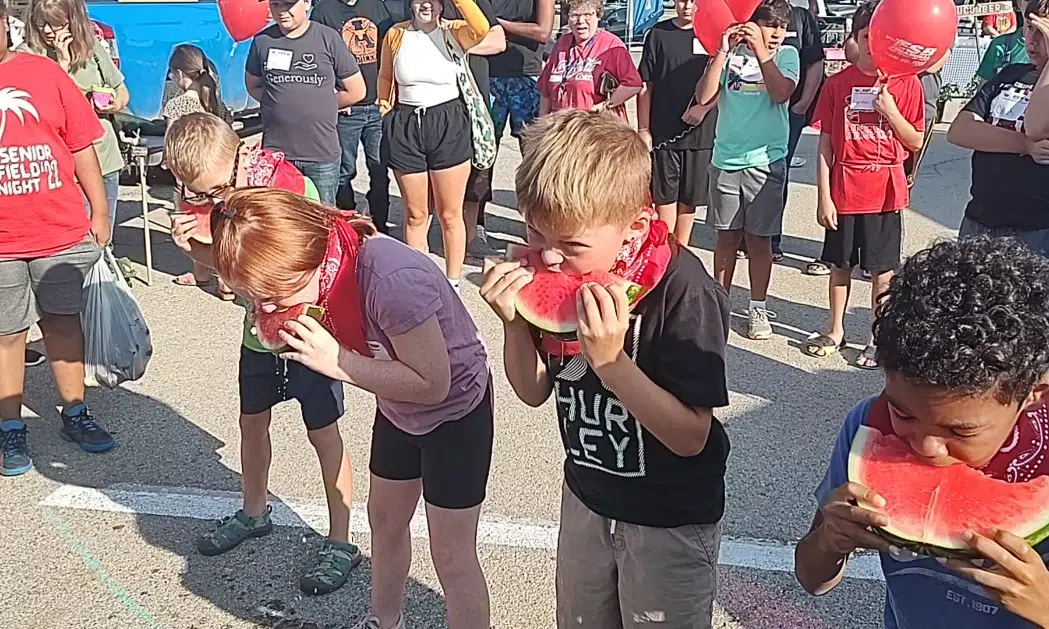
[945,530,1049,627]
[576,282,632,373]
[812,482,893,556]
[479,259,534,325]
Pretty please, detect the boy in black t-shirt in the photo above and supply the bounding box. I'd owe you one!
[481,110,731,629]
[947,0,1049,258]
[637,0,717,245]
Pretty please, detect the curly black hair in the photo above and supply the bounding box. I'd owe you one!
[874,236,1049,405]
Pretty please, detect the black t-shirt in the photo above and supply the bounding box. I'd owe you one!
[246,23,361,162]
[442,0,499,103]
[543,249,732,528]
[488,0,544,77]
[637,19,716,151]
[962,63,1049,230]
[784,5,824,113]
[311,0,396,105]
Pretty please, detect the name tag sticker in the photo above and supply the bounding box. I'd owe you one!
[850,87,878,112]
[266,48,293,71]
[549,74,563,84]
[693,37,707,55]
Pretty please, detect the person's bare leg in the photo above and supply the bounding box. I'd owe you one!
[239,410,273,517]
[655,202,678,236]
[0,329,28,419]
[868,270,894,346]
[368,475,423,628]
[743,232,773,302]
[713,230,744,295]
[191,260,211,284]
[394,170,431,254]
[430,161,471,280]
[826,267,852,345]
[426,503,490,629]
[37,313,85,407]
[307,423,353,543]
[675,203,696,245]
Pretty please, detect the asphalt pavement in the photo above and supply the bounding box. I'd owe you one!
[0,122,970,628]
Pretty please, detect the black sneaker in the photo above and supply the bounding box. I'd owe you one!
[25,349,45,367]
[60,404,115,453]
[1,421,33,476]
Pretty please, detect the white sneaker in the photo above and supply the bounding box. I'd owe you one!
[747,307,776,341]
[354,615,405,629]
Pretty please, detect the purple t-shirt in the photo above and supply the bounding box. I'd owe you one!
[357,235,489,434]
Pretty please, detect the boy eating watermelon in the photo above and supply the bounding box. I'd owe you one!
[480,110,731,628]
[163,112,363,596]
[795,236,1049,628]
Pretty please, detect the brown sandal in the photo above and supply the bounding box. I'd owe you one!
[174,272,211,287]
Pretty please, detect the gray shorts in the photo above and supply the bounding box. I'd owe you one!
[708,159,787,237]
[959,217,1049,258]
[0,239,101,336]
[555,483,721,629]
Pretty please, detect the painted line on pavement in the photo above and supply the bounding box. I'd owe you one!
[39,484,884,582]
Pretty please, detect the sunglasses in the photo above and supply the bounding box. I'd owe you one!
[179,148,240,206]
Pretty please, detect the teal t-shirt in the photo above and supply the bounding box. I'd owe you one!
[241,175,321,353]
[712,45,800,170]
[976,31,1029,81]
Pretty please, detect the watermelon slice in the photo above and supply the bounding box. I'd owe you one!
[848,424,1049,558]
[505,244,643,335]
[179,203,214,245]
[252,304,326,353]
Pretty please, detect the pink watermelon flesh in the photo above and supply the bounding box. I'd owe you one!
[848,424,1049,557]
[254,304,326,353]
[180,203,214,244]
[506,245,642,334]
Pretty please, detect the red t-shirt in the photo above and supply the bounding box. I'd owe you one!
[811,66,925,214]
[0,53,103,258]
[983,12,1016,33]
[537,29,642,122]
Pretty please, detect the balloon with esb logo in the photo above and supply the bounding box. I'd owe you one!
[218,0,272,42]
[692,0,764,58]
[868,0,958,76]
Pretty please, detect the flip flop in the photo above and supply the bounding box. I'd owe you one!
[857,345,879,370]
[173,272,212,287]
[805,262,831,276]
[804,332,845,358]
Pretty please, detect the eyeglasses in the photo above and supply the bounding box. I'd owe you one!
[180,150,240,206]
[568,11,597,20]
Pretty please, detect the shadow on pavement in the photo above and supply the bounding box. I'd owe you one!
[19,371,447,628]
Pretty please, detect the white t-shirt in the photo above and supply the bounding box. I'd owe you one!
[394,28,460,108]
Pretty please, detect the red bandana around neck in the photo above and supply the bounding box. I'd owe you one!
[316,216,372,358]
[539,207,674,358]
[866,395,1049,482]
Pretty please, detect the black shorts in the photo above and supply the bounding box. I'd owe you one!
[651,148,712,208]
[382,99,472,174]
[820,212,903,273]
[465,165,493,204]
[369,377,494,510]
[238,347,345,431]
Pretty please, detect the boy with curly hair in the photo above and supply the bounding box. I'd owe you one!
[795,236,1049,628]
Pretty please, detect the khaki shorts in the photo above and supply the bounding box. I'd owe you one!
[555,483,722,629]
[0,239,101,336]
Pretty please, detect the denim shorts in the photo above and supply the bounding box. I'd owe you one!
[238,346,345,431]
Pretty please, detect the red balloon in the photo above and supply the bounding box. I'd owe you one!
[693,0,763,57]
[868,0,958,76]
[218,0,272,42]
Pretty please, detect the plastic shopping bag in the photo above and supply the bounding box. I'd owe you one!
[82,248,153,388]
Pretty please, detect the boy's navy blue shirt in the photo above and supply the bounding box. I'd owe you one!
[544,248,732,527]
[817,397,1049,629]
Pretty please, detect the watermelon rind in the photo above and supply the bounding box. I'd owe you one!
[255,304,326,354]
[847,424,1049,559]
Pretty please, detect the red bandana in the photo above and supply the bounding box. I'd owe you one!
[538,208,674,357]
[866,395,1049,482]
[316,216,372,357]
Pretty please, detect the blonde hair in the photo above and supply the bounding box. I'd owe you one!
[164,112,240,184]
[516,110,649,235]
[212,188,376,299]
[24,0,97,71]
[168,44,224,118]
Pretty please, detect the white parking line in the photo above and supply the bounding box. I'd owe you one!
[40,484,884,582]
